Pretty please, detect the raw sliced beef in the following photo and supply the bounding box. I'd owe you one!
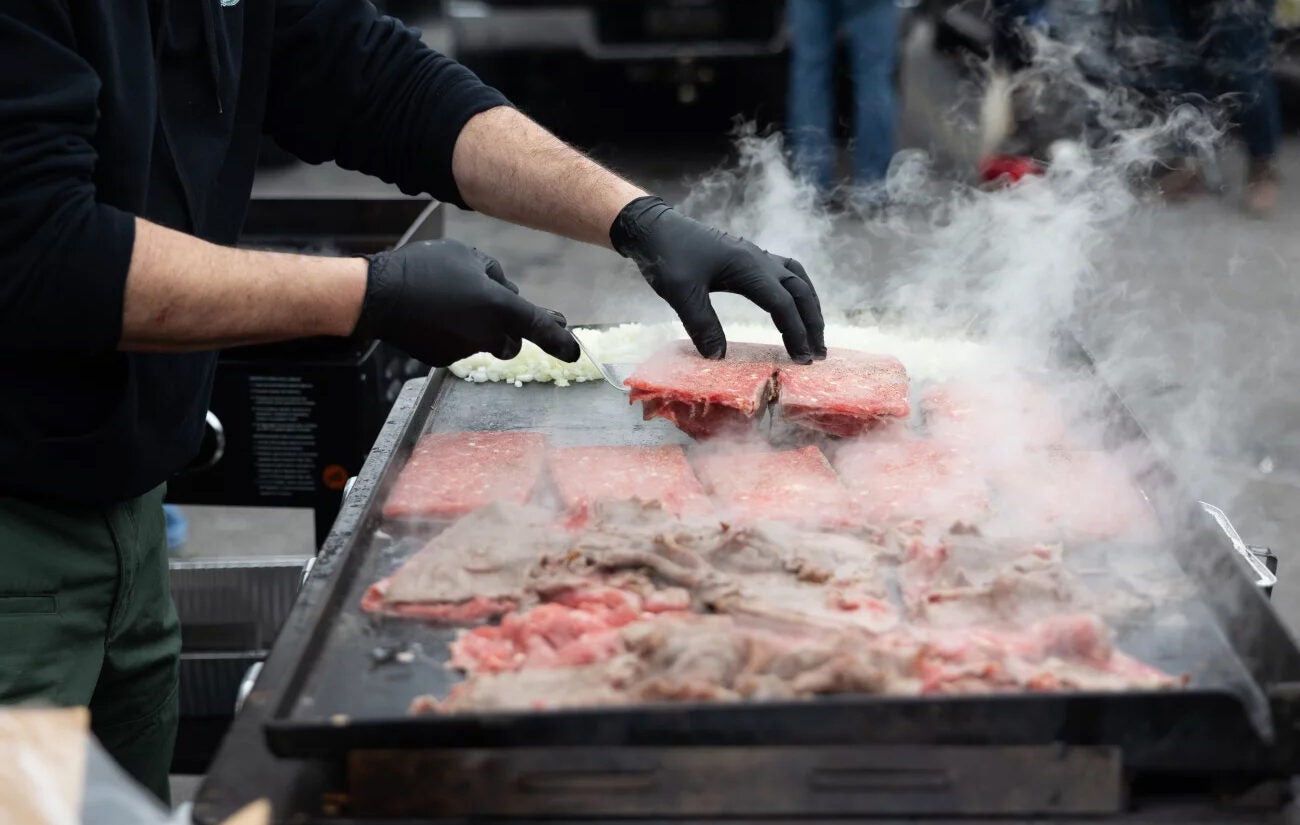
[450,577,691,674]
[693,446,856,529]
[547,445,712,520]
[896,614,1184,694]
[777,350,910,437]
[922,381,1070,450]
[992,450,1157,542]
[834,438,991,527]
[383,431,547,519]
[361,502,566,623]
[624,341,782,438]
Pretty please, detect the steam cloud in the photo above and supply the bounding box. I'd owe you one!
[675,8,1257,517]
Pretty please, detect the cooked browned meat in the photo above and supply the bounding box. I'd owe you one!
[422,657,640,714]
[425,611,1182,714]
[529,499,735,604]
[705,522,898,633]
[363,502,566,623]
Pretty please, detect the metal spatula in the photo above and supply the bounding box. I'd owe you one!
[570,329,631,394]
[542,308,630,394]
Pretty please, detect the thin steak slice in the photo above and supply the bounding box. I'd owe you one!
[625,341,782,438]
[361,502,566,623]
[706,522,898,633]
[896,614,1185,694]
[896,533,1076,628]
[547,445,712,521]
[423,611,1182,714]
[777,350,910,437]
[529,499,734,606]
[833,438,991,527]
[449,578,691,675]
[383,431,547,520]
[693,445,857,529]
[419,658,639,714]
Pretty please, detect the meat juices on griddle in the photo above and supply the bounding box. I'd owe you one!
[692,445,858,529]
[383,431,547,520]
[834,438,991,527]
[547,445,712,521]
[624,340,782,438]
[777,350,910,437]
[361,502,565,623]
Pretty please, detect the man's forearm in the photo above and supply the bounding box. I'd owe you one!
[451,107,647,248]
[120,218,366,351]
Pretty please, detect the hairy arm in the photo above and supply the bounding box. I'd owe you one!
[452,107,646,248]
[120,219,366,351]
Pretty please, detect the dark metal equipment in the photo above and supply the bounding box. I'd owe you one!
[193,331,1300,824]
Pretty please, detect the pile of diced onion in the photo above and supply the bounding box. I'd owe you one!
[448,322,1011,386]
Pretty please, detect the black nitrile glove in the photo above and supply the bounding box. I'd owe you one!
[610,196,827,364]
[357,239,579,367]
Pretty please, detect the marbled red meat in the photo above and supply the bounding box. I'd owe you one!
[547,445,712,520]
[625,341,781,438]
[834,438,991,526]
[693,445,856,529]
[449,582,690,675]
[899,614,1183,694]
[778,350,910,437]
[383,431,547,519]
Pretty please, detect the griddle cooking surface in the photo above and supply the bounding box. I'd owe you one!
[282,374,1265,733]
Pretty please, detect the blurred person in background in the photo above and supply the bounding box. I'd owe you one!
[991,0,1050,72]
[0,0,825,804]
[787,0,901,206]
[1144,0,1282,214]
[163,504,187,552]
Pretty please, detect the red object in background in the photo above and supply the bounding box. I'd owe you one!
[979,155,1045,185]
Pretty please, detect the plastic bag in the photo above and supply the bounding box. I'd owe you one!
[0,706,266,825]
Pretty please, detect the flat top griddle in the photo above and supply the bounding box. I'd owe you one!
[257,342,1300,779]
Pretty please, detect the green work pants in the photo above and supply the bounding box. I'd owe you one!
[0,484,179,805]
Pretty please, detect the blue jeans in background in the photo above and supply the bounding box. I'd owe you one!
[1143,0,1280,161]
[787,0,900,192]
[163,504,188,551]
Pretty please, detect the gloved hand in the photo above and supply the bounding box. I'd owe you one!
[610,196,826,364]
[356,239,579,366]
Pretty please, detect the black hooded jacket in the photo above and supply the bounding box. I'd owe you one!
[0,0,508,503]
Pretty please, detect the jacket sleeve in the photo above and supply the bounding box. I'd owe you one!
[265,0,511,209]
[0,3,135,354]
